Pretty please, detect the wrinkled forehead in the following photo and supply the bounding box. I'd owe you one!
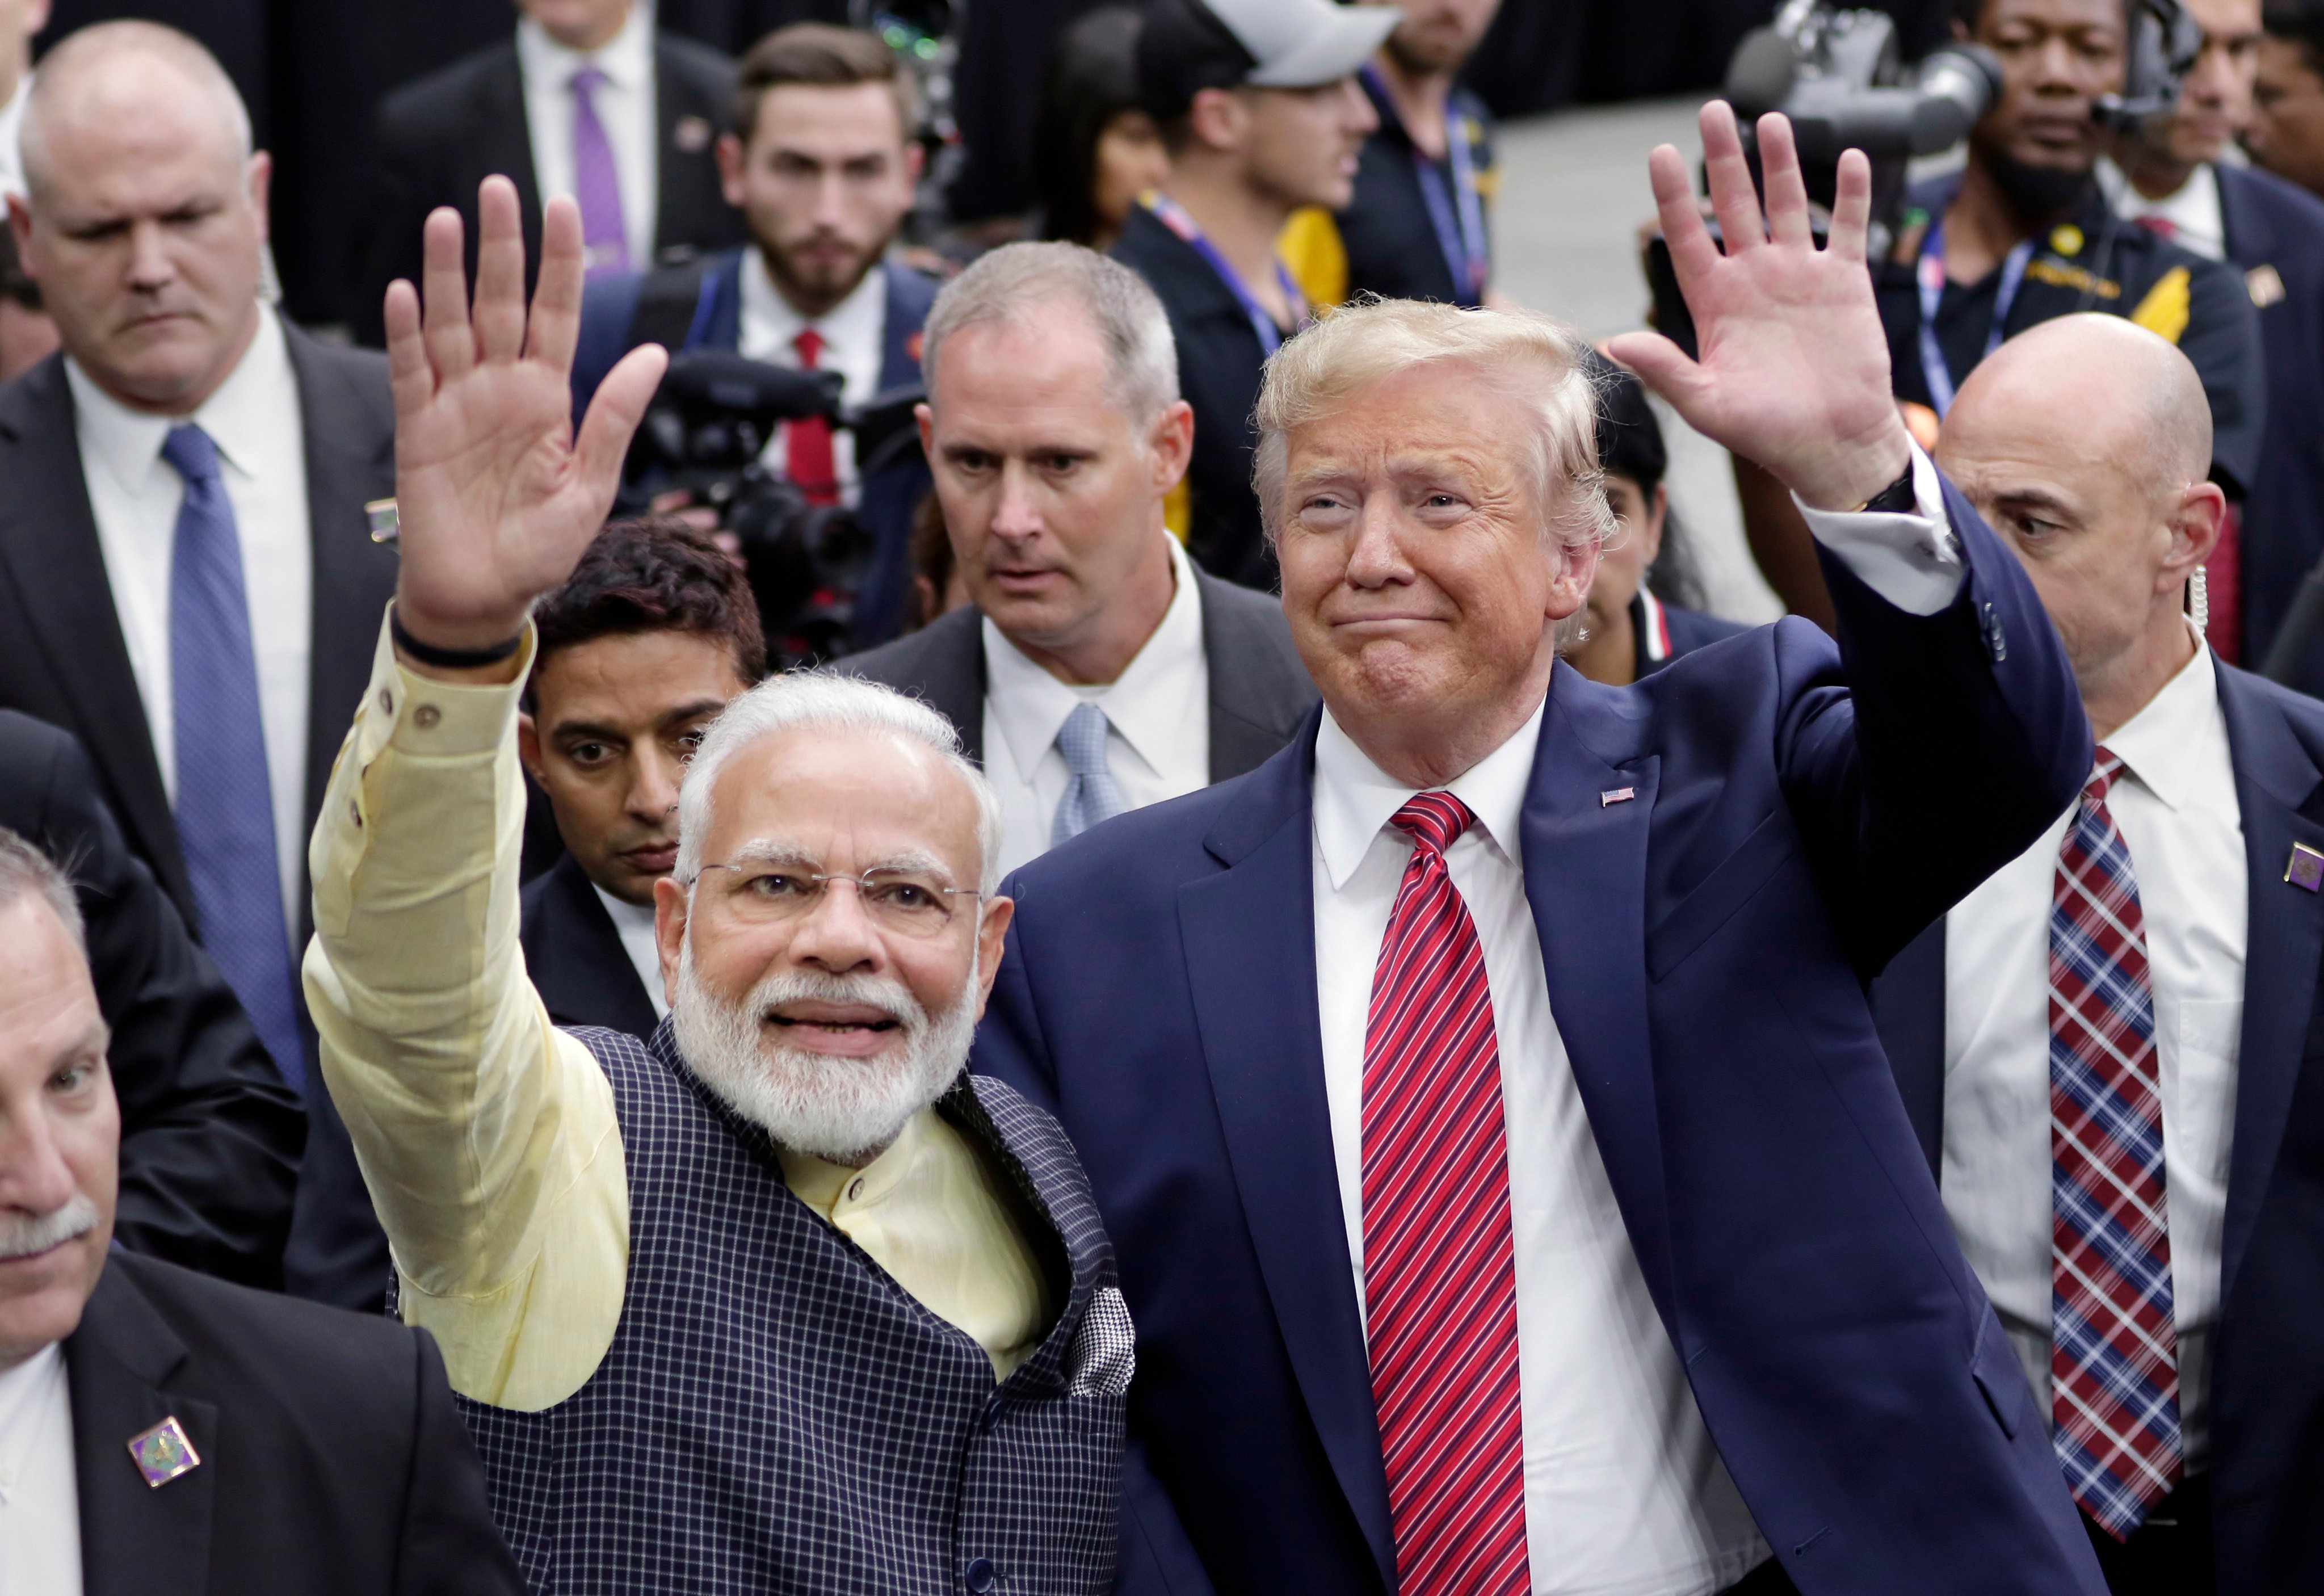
[1280,362,1550,490]
[705,726,982,877]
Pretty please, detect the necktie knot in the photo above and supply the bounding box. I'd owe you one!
[1391,791,1475,858]
[571,65,607,100]
[2085,747,2124,806]
[161,423,221,487]
[794,327,825,368]
[1057,702,1111,778]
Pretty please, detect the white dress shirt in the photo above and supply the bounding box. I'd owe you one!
[2097,157,2228,261]
[516,5,659,270]
[982,535,1210,877]
[592,881,670,1020]
[738,247,890,505]
[0,1343,81,1594]
[67,306,314,937]
[1940,634,2243,1468]
[0,70,28,201]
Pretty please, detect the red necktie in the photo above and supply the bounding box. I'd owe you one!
[787,327,840,507]
[1361,792,1529,1596]
[2134,213,2179,242]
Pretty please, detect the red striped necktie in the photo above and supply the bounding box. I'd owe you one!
[1361,791,1529,1595]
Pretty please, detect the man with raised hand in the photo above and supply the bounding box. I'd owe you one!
[976,103,2108,1596]
[306,180,1129,1593]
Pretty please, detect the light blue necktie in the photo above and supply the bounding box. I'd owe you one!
[164,424,304,1091]
[1050,702,1128,847]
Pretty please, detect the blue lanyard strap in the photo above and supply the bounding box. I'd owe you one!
[1917,219,2035,418]
[1367,66,1489,304]
[1143,192,1305,356]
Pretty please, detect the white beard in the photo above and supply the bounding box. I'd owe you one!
[670,936,977,1165]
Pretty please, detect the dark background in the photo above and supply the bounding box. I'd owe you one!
[35,0,1949,328]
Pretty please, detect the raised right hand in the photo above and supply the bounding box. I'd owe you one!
[383,177,668,654]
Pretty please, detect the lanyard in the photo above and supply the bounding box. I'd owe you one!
[1917,220,2035,418]
[1368,65,1489,304]
[1143,192,1305,356]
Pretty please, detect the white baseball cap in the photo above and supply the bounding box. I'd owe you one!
[1138,0,1402,116]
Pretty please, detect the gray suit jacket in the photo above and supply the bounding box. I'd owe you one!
[838,563,1318,783]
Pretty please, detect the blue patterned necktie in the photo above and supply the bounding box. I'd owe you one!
[1050,702,1127,847]
[164,423,304,1091]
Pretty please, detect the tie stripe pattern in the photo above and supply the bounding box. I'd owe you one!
[1361,792,1529,1596]
[2049,749,2180,1539]
[1049,702,1128,847]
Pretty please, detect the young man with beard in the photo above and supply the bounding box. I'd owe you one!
[572,24,936,647]
[1737,0,2266,635]
[2101,0,2324,692]
[518,517,766,1038]
[306,178,1129,1594]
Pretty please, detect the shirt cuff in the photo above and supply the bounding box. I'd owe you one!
[1792,445,1964,616]
[350,607,538,766]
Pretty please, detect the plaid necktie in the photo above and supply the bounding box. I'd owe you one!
[1361,792,1529,1596]
[2049,748,2180,1538]
[570,66,629,276]
[163,424,304,1091]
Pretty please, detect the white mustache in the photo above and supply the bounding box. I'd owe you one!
[0,1193,99,1260]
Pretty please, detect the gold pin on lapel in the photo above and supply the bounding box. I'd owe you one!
[125,1415,201,1488]
[2287,842,2324,893]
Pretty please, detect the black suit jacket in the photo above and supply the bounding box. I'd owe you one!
[519,851,661,1038]
[0,326,400,1309]
[356,32,747,348]
[1872,658,2324,1594]
[0,712,304,1290]
[837,562,1319,780]
[65,1249,522,1596]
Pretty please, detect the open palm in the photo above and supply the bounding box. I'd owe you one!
[385,178,668,650]
[1607,104,1910,511]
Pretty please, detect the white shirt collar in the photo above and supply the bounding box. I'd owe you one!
[0,71,30,200]
[515,2,653,93]
[64,305,295,494]
[2095,157,2226,259]
[0,1341,64,1505]
[739,244,889,359]
[983,534,1205,785]
[1311,684,1548,891]
[2097,624,2221,814]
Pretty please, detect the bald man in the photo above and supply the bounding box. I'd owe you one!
[0,22,399,1308]
[1871,314,2324,1593]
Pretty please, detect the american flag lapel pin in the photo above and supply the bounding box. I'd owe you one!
[1600,787,1636,807]
[2287,842,2324,892]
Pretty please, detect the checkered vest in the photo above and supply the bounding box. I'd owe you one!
[455,1023,1131,1594]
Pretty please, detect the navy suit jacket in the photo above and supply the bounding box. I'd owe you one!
[571,250,938,648]
[973,481,2108,1596]
[1873,658,2324,1594]
[2218,163,2324,692]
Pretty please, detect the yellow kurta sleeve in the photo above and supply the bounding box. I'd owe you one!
[303,613,628,1410]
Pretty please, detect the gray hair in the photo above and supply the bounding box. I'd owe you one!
[0,827,85,957]
[20,22,257,200]
[1251,296,1616,555]
[675,671,1004,894]
[921,241,1180,429]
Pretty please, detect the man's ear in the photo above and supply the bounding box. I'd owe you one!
[653,874,690,1010]
[1185,87,1247,156]
[2162,482,2228,589]
[518,712,544,785]
[1149,400,1195,494]
[715,132,747,209]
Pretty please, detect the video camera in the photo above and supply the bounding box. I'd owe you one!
[620,351,926,669]
[1645,0,2199,356]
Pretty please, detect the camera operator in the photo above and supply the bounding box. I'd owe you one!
[2103,0,2324,692]
[1735,0,2264,635]
[570,24,936,649]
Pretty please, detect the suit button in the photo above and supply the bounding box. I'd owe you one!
[965,1556,996,1593]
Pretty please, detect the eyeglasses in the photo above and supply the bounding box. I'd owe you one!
[692,860,982,938]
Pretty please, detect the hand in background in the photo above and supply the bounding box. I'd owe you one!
[1607,102,1912,512]
[383,177,668,661]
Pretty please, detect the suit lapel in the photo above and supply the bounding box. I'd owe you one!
[1176,717,1394,1586]
[0,360,188,912]
[65,1261,217,1596]
[925,607,990,766]
[650,44,717,259]
[1520,665,1678,1316]
[478,48,543,247]
[2216,666,2324,1296]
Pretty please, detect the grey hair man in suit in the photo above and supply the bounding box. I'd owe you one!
[0,22,399,1308]
[842,242,1317,875]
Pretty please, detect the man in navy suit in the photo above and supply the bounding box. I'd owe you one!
[570,23,936,649]
[2103,0,2324,688]
[974,104,2107,1596]
[1870,312,2324,1591]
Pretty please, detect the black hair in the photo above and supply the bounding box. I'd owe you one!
[1032,8,1148,247]
[1590,358,1713,612]
[2264,0,2324,70]
[529,517,768,707]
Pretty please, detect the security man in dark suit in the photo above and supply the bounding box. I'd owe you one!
[354,0,745,348]
[840,242,1316,875]
[518,518,765,1039]
[0,826,522,1596]
[0,24,398,1308]
[0,711,304,1290]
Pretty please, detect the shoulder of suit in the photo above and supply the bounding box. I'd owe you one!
[653,31,738,90]
[834,603,981,694]
[2218,654,2324,737]
[103,1250,422,1380]
[0,710,72,828]
[377,39,521,126]
[883,258,941,322]
[2220,160,2324,230]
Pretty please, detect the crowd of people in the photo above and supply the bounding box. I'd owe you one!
[4,0,2324,1592]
